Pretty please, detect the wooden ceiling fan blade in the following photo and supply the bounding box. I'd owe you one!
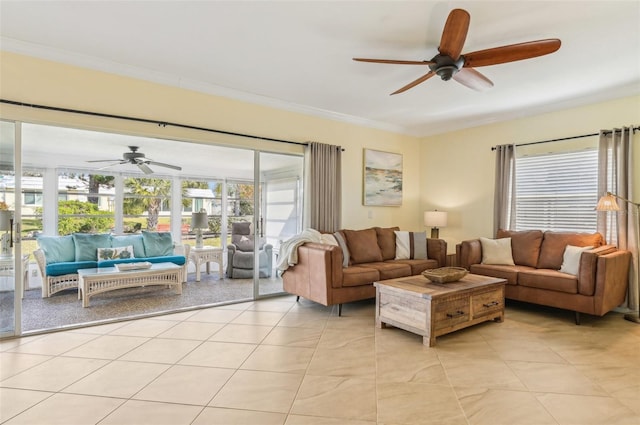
[438,8,470,60]
[453,68,494,91]
[95,161,126,170]
[463,39,561,68]
[391,71,436,95]
[87,159,122,163]
[353,58,434,65]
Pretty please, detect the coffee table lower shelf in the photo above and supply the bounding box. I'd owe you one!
[374,273,506,347]
[78,262,183,307]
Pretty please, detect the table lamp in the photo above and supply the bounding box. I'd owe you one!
[191,209,208,249]
[595,191,640,324]
[424,210,448,239]
[0,210,13,258]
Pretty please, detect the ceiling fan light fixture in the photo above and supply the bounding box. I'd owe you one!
[435,65,458,81]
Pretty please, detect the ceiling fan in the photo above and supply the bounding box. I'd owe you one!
[353,8,561,94]
[87,146,182,174]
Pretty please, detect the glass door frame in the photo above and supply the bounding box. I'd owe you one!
[0,119,23,338]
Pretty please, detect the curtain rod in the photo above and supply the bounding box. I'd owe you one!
[490,126,640,151]
[0,98,314,148]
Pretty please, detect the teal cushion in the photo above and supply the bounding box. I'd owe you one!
[111,234,146,257]
[146,255,186,266]
[73,233,111,262]
[98,255,186,268]
[142,231,173,257]
[46,261,97,276]
[37,235,75,264]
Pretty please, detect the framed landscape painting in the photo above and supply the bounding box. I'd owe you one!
[363,148,402,206]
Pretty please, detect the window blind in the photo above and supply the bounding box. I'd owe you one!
[515,149,598,232]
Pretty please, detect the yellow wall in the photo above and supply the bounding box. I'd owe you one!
[421,95,640,251]
[2,52,638,243]
[0,51,421,231]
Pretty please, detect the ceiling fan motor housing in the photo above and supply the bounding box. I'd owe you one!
[429,54,465,81]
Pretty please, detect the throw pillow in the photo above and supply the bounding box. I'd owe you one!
[73,233,111,262]
[342,228,383,264]
[142,231,174,257]
[480,237,515,265]
[97,245,135,261]
[333,231,351,268]
[394,231,428,260]
[37,235,75,264]
[559,245,593,275]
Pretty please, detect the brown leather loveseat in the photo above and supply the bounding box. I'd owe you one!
[456,229,631,324]
[283,227,447,315]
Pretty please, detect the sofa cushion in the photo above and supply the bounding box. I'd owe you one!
[537,231,604,270]
[46,261,97,276]
[142,231,174,257]
[342,265,380,287]
[364,261,411,280]
[518,269,578,294]
[97,246,134,261]
[97,255,186,268]
[342,228,383,264]
[111,234,146,258]
[496,229,543,268]
[37,235,75,264]
[394,231,427,260]
[480,237,515,265]
[375,227,399,261]
[559,245,593,275]
[470,264,531,285]
[392,258,439,275]
[73,233,111,262]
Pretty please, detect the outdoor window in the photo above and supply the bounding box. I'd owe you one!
[181,178,223,246]
[515,149,598,232]
[123,176,172,232]
[56,172,115,235]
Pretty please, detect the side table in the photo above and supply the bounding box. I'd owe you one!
[0,255,30,298]
[189,246,224,281]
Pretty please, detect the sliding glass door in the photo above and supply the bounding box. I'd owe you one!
[257,152,304,296]
[0,120,23,337]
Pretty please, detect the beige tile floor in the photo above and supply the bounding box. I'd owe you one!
[1,296,639,425]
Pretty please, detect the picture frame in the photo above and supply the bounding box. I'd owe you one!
[363,148,402,206]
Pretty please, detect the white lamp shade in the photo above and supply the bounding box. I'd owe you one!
[424,210,448,227]
[191,211,208,229]
[595,194,621,211]
[0,210,12,231]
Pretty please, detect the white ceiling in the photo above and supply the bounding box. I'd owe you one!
[1,1,639,137]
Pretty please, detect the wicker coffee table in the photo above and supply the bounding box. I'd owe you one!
[78,262,183,307]
[374,273,506,346]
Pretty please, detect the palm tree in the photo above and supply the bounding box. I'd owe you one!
[123,177,172,230]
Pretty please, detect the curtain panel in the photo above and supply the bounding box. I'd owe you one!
[305,142,342,233]
[493,144,516,236]
[597,126,637,312]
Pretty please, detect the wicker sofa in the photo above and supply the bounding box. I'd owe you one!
[34,231,190,297]
[283,227,447,315]
[456,229,631,324]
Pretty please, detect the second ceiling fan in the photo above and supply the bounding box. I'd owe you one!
[353,8,561,94]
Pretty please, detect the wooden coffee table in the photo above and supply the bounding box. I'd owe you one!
[374,273,506,346]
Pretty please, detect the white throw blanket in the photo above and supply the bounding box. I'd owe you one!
[276,228,324,272]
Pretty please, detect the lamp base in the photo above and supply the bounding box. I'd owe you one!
[623,313,640,324]
[195,229,203,249]
[430,228,439,239]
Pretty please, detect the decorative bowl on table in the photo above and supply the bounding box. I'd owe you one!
[421,267,468,283]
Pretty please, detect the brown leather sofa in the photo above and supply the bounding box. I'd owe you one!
[283,227,447,315]
[456,229,632,324]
